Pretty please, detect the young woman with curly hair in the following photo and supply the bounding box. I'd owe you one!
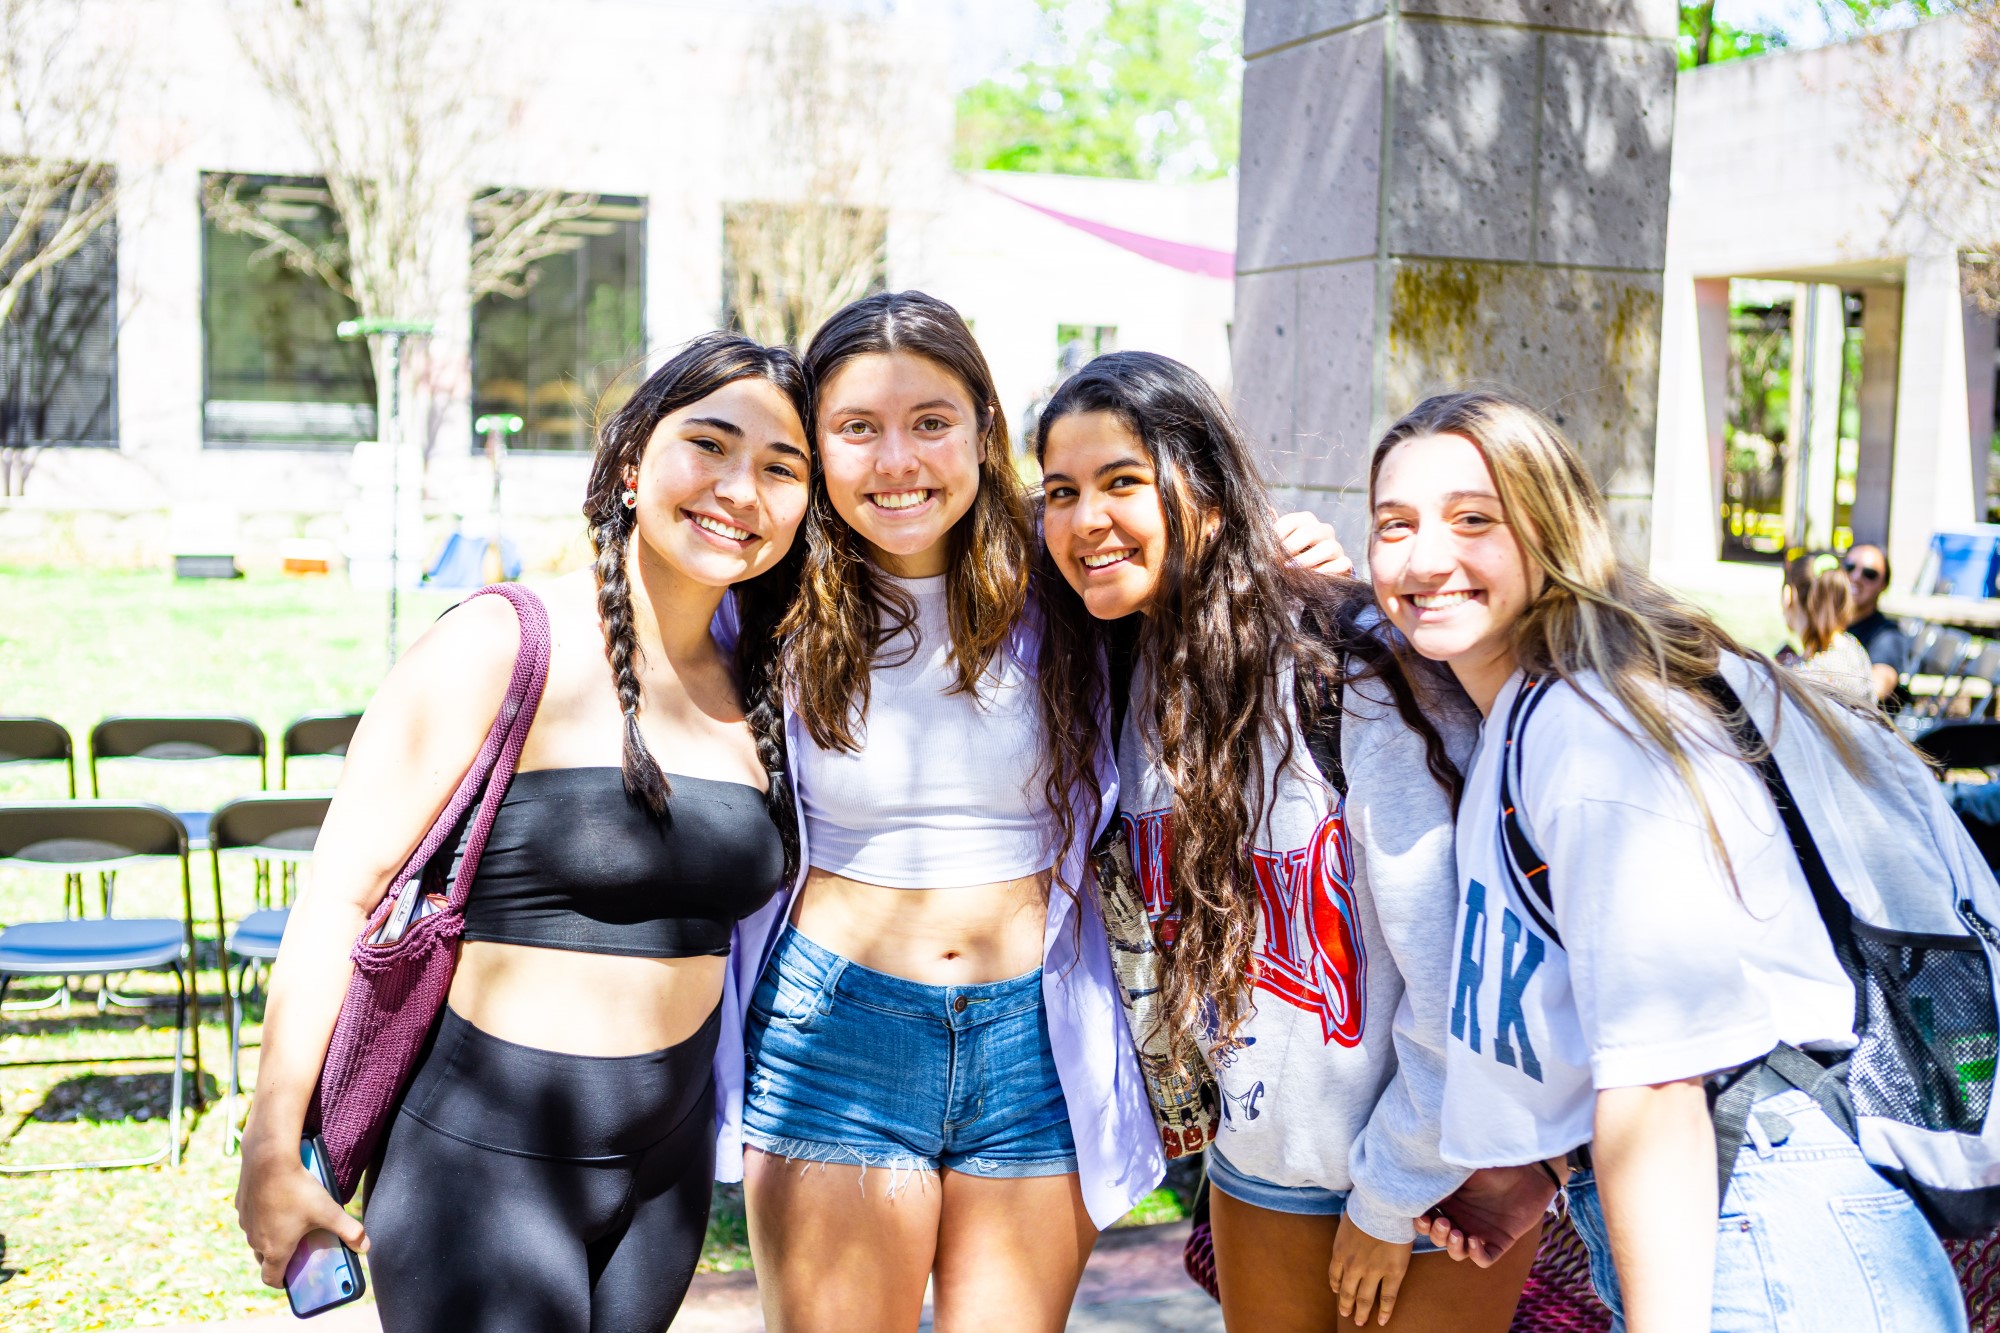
[1033,351,1543,1332]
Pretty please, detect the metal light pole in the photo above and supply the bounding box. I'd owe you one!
[474,412,524,582]
[338,317,435,664]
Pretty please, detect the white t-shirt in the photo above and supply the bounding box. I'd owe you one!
[1439,670,1856,1168]
[792,572,1054,888]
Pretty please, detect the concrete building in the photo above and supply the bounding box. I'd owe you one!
[1230,0,1681,555]
[1649,13,2000,594]
[0,0,1237,574]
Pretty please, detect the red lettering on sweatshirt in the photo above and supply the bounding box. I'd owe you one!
[1122,808,1366,1046]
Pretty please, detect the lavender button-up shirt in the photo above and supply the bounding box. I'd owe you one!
[706,597,1165,1230]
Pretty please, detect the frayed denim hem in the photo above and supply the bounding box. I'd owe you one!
[944,1153,1078,1179]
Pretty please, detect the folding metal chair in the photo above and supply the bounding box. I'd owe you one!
[208,793,329,1152]
[279,712,360,789]
[0,716,77,797]
[0,718,82,932]
[90,715,268,851]
[1906,627,1976,719]
[0,802,202,1171]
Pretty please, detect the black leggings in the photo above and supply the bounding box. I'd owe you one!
[365,1005,719,1333]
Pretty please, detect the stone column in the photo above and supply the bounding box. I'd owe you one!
[1233,1,1679,558]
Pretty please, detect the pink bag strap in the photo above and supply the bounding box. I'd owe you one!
[371,583,551,925]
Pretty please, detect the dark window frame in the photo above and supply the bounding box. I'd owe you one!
[199,172,377,451]
[469,193,648,455]
[0,178,120,450]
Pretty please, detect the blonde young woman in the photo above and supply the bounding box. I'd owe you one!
[1368,390,1966,1333]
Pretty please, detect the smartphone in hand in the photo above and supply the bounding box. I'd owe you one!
[285,1135,367,1318]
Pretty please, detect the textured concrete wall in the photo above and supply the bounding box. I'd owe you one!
[1234,1,1678,556]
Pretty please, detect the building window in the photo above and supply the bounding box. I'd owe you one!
[1720,284,1790,562]
[472,196,645,453]
[201,175,377,446]
[0,184,118,449]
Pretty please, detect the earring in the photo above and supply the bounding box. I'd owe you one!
[621,481,638,510]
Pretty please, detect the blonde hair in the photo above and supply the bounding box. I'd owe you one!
[1784,548,1856,657]
[1368,389,1864,868]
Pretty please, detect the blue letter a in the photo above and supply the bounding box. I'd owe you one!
[1494,910,1545,1082]
[1450,879,1488,1053]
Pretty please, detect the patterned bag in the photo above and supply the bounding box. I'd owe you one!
[305,583,550,1200]
[1093,827,1219,1159]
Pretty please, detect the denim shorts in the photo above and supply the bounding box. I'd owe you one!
[1566,1089,1968,1333]
[1207,1149,1440,1250]
[742,926,1078,1178]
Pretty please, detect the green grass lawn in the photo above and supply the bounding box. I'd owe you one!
[0,566,1184,1330]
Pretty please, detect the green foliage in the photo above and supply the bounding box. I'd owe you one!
[1678,4,1788,68]
[954,0,1243,181]
[1812,0,1954,33]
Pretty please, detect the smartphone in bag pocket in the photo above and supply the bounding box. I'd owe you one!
[285,1134,367,1317]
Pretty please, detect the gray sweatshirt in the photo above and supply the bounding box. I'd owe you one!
[1115,652,1479,1241]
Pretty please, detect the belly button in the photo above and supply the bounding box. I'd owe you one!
[943,951,961,961]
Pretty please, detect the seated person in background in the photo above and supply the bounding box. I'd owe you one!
[1780,549,1874,706]
[1843,543,1908,704]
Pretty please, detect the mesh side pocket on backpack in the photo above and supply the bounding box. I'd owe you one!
[1847,921,1997,1135]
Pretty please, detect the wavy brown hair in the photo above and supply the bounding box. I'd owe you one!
[585,331,811,878]
[780,291,1034,752]
[1034,351,1463,1055]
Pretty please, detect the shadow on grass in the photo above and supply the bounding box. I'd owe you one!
[26,1069,220,1124]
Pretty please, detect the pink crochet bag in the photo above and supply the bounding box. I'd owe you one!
[306,583,551,1200]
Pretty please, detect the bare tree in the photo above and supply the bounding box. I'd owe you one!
[722,8,899,348]
[1851,5,2000,313]
[209,0,601,460]
[0,0,123,495]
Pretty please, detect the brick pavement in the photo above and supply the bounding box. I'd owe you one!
[115,1221,1218,1332]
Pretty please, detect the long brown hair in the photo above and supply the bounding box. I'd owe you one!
[780,290,1033,751]
[585,331,810,877]
[1369,389,1865,873]
[1785,548,1855,657]
[1034,351,1463,1054]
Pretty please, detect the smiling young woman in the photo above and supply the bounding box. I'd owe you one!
[234,333,813,1333]
[1035,352,1542,1333]
[1370,390,1967,1333]
[725,293,1352,1333]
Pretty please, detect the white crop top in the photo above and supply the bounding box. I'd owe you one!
[793,573,1055,889]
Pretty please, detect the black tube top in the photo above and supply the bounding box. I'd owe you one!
[444,767,785,958]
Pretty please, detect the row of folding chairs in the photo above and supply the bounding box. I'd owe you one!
[0,712,359,847]
[1903,627,2000,722]
[0,745,344,1169]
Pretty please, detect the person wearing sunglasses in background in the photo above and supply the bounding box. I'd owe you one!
[1840,544,1907,706]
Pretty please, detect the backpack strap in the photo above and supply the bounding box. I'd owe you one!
[1498,676,1563,946]
[1693,673,1865,1206]
[1694,675,1866,1002]
[1294,656,1347,798]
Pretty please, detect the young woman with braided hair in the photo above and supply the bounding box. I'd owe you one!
[729,292,1349,1331]
[235,333,812,1333]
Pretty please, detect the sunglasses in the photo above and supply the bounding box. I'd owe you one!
[1843,561,1884,583]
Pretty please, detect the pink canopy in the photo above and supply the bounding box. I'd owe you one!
[986,186,1235,280]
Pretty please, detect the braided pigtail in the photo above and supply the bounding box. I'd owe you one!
[592,509,672,814]
[734,557,802,880]
[583,330,813,824]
